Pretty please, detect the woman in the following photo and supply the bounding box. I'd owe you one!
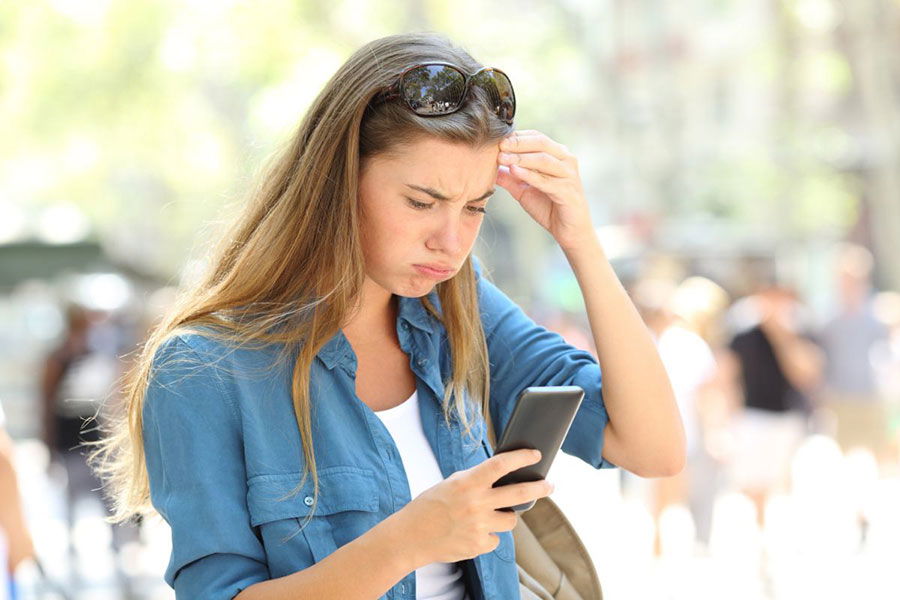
[91,32,684,599]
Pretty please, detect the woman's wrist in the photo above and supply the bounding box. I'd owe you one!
[372,506,423,574]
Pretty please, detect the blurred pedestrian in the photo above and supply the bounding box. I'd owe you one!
[723,282,824,529]
[39,302,135,592]
[817,243,891,472]
[631,276,719,556]
[669,276,734,550]
[872,291,900,476]
[40,304,106,523]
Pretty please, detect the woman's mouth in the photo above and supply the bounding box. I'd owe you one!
[414,264,453,278]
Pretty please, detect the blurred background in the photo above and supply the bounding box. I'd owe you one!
[2,0,899,598]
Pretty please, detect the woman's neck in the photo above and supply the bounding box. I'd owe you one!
[341,278,398,341]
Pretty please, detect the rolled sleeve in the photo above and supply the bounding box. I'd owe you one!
[472,255,616,469]
[143,335,270,598]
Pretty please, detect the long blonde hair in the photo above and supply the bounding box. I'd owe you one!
[88,32,512,529]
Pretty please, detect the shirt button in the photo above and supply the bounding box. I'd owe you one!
[402,322,410,330]
[417,358,427,366]
[398,582,406,594]
[303,496,314,506]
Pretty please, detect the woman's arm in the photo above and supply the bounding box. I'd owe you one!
[236,509,414,600]
[563,238,685,477]
[0,427,36,573]
[496,129,684,478]
[472,254,617,471]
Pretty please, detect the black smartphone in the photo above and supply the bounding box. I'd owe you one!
[491,385,584,512]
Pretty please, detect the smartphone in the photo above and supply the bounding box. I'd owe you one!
[491,385,584,512]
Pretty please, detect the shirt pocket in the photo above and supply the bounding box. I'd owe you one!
[246,465,381,573]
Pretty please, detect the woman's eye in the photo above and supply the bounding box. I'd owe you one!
[406,198,487,215]
[406,198,432,210]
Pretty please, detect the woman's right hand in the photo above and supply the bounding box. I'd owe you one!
[397,448,554,567]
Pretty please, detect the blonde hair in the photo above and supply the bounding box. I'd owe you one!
[669,276,731,346]
[88,32,512,531]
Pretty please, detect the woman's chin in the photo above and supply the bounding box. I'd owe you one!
[398,279,438,297]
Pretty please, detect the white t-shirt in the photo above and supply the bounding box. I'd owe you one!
[373,390,470,600]
[655,325,717,457]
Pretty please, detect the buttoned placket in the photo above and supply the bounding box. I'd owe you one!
[316,299,484,600]
[343,317,442,600]
[400,321,491,600]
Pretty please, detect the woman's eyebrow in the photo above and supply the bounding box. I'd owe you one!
[404,183,495,202]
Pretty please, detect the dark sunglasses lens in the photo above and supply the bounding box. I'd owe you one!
[401,65,466,115]
[471,69,516,122]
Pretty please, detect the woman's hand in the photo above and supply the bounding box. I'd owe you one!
[395,448,553,568]
[496,129,596,252]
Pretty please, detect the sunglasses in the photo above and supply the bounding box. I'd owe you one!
[372,62,516,125]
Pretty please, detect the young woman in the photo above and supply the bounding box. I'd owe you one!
[91,32,684,599]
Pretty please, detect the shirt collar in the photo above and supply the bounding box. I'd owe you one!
[397,291,440,333]
[317,291,440,370]
[317,331,352,370]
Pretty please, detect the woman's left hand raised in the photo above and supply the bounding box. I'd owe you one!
[495,129,596,252]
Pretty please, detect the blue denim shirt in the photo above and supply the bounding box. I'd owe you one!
[142,255,617,599]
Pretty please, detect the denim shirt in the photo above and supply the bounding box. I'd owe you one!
[142,255,617,599]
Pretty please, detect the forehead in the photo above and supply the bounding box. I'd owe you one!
[364,137,500,194]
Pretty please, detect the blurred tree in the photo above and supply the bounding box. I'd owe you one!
[2,0,898,293]
[836,0,900,290]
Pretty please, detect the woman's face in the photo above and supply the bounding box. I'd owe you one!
[357,136,500,298]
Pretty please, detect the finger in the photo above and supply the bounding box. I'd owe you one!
[505,129,548,141]
[500,132,571,162]
[487,479,554,511]
[498,151,570,179]
[508,164,567,200]
[487,510,520,534]
[496,165,531,200]
[474,448,541,487]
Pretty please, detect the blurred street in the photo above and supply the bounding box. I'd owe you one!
[7,437,172,599]
[5,437,900,599]
[4,1,900,598]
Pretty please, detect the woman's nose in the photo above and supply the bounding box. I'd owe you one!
[426,214,464,254]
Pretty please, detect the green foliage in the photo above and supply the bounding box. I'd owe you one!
[1,0,873,279]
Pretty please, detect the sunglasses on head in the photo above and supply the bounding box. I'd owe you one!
[371,62,516,125]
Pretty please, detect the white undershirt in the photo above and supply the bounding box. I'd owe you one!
[372,390,470,600]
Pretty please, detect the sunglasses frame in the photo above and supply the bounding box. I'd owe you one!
[373,61,516,125]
